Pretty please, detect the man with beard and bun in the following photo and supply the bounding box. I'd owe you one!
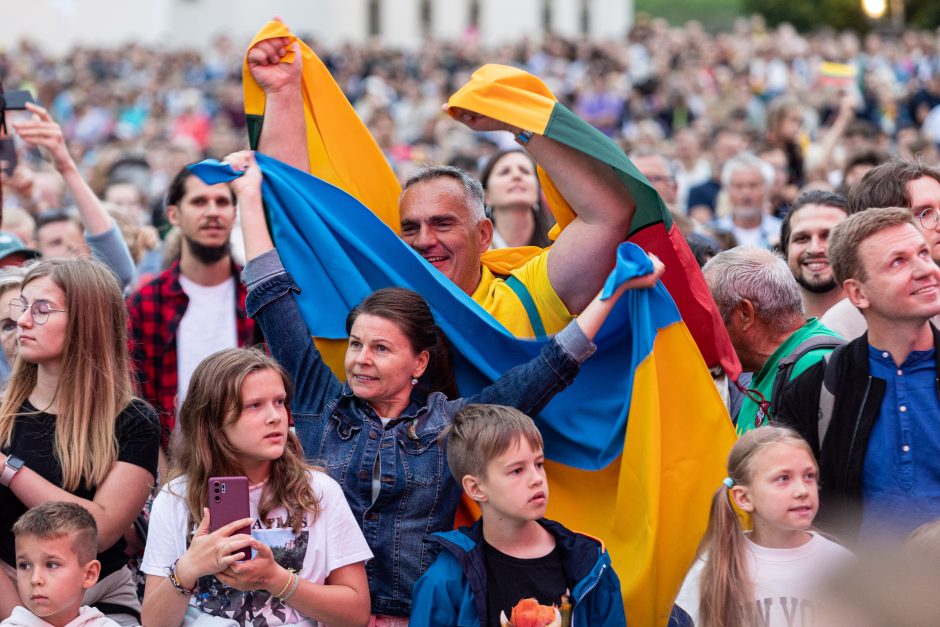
[781,191,849,319]
[711,153,782,250]
[126,167,255,452]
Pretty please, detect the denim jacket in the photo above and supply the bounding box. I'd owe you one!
[243,250,596,617]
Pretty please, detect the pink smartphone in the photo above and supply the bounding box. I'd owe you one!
[207,476,251,539]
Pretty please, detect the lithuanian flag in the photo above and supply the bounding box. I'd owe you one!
[445,64,738,375]
[192,154,737,626]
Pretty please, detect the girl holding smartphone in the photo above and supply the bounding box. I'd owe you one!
[140,348,372,627]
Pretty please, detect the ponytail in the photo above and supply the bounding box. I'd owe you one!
[698,484,753,627]
[416,330,459,400]
[698,425,815,627]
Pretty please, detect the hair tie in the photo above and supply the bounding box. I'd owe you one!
[722,477,735,489]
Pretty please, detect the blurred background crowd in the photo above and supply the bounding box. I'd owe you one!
[3,15,940,286]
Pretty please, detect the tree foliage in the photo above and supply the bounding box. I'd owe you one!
[742,0,870,32]
[745,0,940,32]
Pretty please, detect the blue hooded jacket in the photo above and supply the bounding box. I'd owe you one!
[411,518,626,626]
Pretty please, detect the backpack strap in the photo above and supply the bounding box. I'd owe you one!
[770,334,846,418]
[818,342,848,447]
[505,275,548,339]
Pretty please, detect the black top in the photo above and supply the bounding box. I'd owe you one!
[482,539,573,627]
[0,398,160,576]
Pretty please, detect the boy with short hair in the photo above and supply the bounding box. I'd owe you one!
[411,404,625,626]
[2,502,119,627]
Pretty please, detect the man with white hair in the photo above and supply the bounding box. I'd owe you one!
[712,153,782,250]
[703,246,842,433]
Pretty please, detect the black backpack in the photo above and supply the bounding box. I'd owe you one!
[770,335,847,435]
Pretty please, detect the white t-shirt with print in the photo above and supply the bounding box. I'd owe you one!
[674,532,852,626]
[142,471,373,626]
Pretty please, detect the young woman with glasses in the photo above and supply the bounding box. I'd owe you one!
[0,259,161,625]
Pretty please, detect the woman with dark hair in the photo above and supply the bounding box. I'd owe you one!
[479,150,552,249]
[225,151,661,622]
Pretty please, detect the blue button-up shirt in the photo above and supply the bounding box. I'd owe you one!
[861,346,940,540]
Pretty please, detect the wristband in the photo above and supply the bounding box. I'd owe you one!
[167,559,195,596]
[274,569,295,599]
[281,571,301,602]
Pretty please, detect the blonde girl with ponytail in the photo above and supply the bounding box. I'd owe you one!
[672,426,852,627]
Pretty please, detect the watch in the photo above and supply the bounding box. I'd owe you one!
[514,129,534,145]
[0,455,25,487]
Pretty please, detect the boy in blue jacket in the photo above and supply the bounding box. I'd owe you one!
[411,404,626,626]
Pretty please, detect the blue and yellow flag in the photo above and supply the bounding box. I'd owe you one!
[241,21,738,625]
[193,152,736,625]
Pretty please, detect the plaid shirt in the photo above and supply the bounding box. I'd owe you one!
[126,260,254,447]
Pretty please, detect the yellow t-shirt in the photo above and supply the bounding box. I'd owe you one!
[470,249,573,337]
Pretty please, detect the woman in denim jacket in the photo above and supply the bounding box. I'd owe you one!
[227,151,662,622]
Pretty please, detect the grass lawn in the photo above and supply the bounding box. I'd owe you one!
[634,0,744,31]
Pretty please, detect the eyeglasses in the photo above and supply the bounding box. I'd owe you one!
[736,382,775,428]
[918,207,940,231]
[9,298,66,325]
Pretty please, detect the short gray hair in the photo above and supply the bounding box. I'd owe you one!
[628,149,677,175]
[721,152,775,189]
[703,246,804,332]
[401,165,486,223]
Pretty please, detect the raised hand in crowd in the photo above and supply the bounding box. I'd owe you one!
[12,103,135,287]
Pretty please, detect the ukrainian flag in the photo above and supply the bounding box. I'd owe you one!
[240,22,738,626]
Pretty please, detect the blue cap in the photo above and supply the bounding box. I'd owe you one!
[0,232,39,265]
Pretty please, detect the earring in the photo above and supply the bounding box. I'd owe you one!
[411,378,419,385]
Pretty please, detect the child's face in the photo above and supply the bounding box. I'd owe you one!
[733,443,819,547]
[475,437,548,522]
[224,368,289,470]
[15,533,99,627]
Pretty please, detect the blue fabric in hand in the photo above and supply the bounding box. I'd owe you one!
[600,242,655,300]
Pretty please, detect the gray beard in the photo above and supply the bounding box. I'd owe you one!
[732,206,763,221]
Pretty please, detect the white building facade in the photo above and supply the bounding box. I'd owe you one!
[2,0,633,53]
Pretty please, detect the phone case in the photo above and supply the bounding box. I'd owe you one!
[207,476,251,538]
[0,139,16,178]
[3,90,37,110]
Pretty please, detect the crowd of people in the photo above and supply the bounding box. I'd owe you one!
[2,13,940,627]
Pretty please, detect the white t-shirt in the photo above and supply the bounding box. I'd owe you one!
[176,275,238,408]
[142,472,373,626]
[674,532,852,626]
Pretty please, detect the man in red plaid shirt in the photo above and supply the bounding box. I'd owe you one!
[126,166,255,452]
